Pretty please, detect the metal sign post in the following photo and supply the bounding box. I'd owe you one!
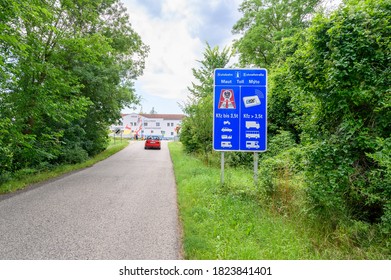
[221,152,225,186]
[254,152,259,185]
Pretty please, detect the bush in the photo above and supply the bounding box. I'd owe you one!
[257,131,305,215]
[381,203,391,236]
[225,152,253,168]
[304,138,354,225]
[286,0,391,230]
[180,120,199,154]
[14,168,38,179]
[0,171,12,186]
[60,145,89,164]
[82,128,110,157]
[367,137,391,233]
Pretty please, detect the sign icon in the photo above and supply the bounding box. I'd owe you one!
[245,131,260,139]
[245,121,260,129]
[218,89,236,109]
[246,141,260,149]
[221,141,232,148]
[243,95,261,108]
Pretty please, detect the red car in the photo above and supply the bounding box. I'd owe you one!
[144,136,161,150]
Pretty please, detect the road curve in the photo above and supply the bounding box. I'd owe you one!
[0,141,182,260]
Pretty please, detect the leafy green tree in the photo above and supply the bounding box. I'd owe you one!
[0,0,148,178]
[232,0,323,142]
[232,0,321,67]
[78,1,147,155]
[181,44,231,162]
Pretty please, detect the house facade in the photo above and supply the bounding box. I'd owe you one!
[111,113,185,140]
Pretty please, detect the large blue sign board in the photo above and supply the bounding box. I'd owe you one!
[213,68,267,152]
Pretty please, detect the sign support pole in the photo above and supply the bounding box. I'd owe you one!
[221,152,225,186]
[213,68,267,187]
[254,152,259,185]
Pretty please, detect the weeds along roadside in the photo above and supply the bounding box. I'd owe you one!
[168,141,389,260]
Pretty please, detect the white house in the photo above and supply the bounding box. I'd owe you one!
[111,113,185,139]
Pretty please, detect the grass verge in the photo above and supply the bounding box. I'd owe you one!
[169,141,389,259]
[0,139,129,195]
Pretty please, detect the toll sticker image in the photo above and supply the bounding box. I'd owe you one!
[218,89,236,109]
[243,95,261,108]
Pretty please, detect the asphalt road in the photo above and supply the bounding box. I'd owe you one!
[0,141,182,260]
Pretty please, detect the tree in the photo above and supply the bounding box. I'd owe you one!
[232,0,324,142]
[232,0,322,67]
[181,43,231,162]
[60,0,148,156]
[150,107,157,114]
[0,0,148,179]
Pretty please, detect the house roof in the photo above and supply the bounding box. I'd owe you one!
[139,114,186,120]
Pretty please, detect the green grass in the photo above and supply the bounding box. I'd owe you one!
[0,139,129,194]
[169,142,389,260]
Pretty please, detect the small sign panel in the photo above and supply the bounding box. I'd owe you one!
[213,68,267,152]
[218,89,236,109]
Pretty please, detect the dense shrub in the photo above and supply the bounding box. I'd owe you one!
[0,119,14,174]
[287,0,391,227]
[257,131,303,199]
[225,152,253,168]
[60,145,89,164]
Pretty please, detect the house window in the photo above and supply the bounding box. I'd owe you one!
[144,122,148,127]
[171,122,174,126]
[156,122,160,127]
[167,123,170,127]
[171,132,174,136]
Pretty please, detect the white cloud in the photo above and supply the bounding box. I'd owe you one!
[136,17,203,100]
[122,0,242,113]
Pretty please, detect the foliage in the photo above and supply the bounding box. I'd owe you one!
[0,0,147,177]
[267,32,320,140]
[257,131,305,214]
[225,152,253,168]
[0,138,129,194]
[232,0,322,67]
[229,0,390,237]
[293,0,390,225]
[169,142,389,259]
[181,43,231,162]
[230,0,391,237]
[181,95,214,157]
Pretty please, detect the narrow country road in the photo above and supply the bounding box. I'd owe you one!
[0,141,181,260]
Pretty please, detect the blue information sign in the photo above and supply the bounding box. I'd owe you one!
[213,68,267,152]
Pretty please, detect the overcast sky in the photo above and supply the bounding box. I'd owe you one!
[122,0,242,114]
